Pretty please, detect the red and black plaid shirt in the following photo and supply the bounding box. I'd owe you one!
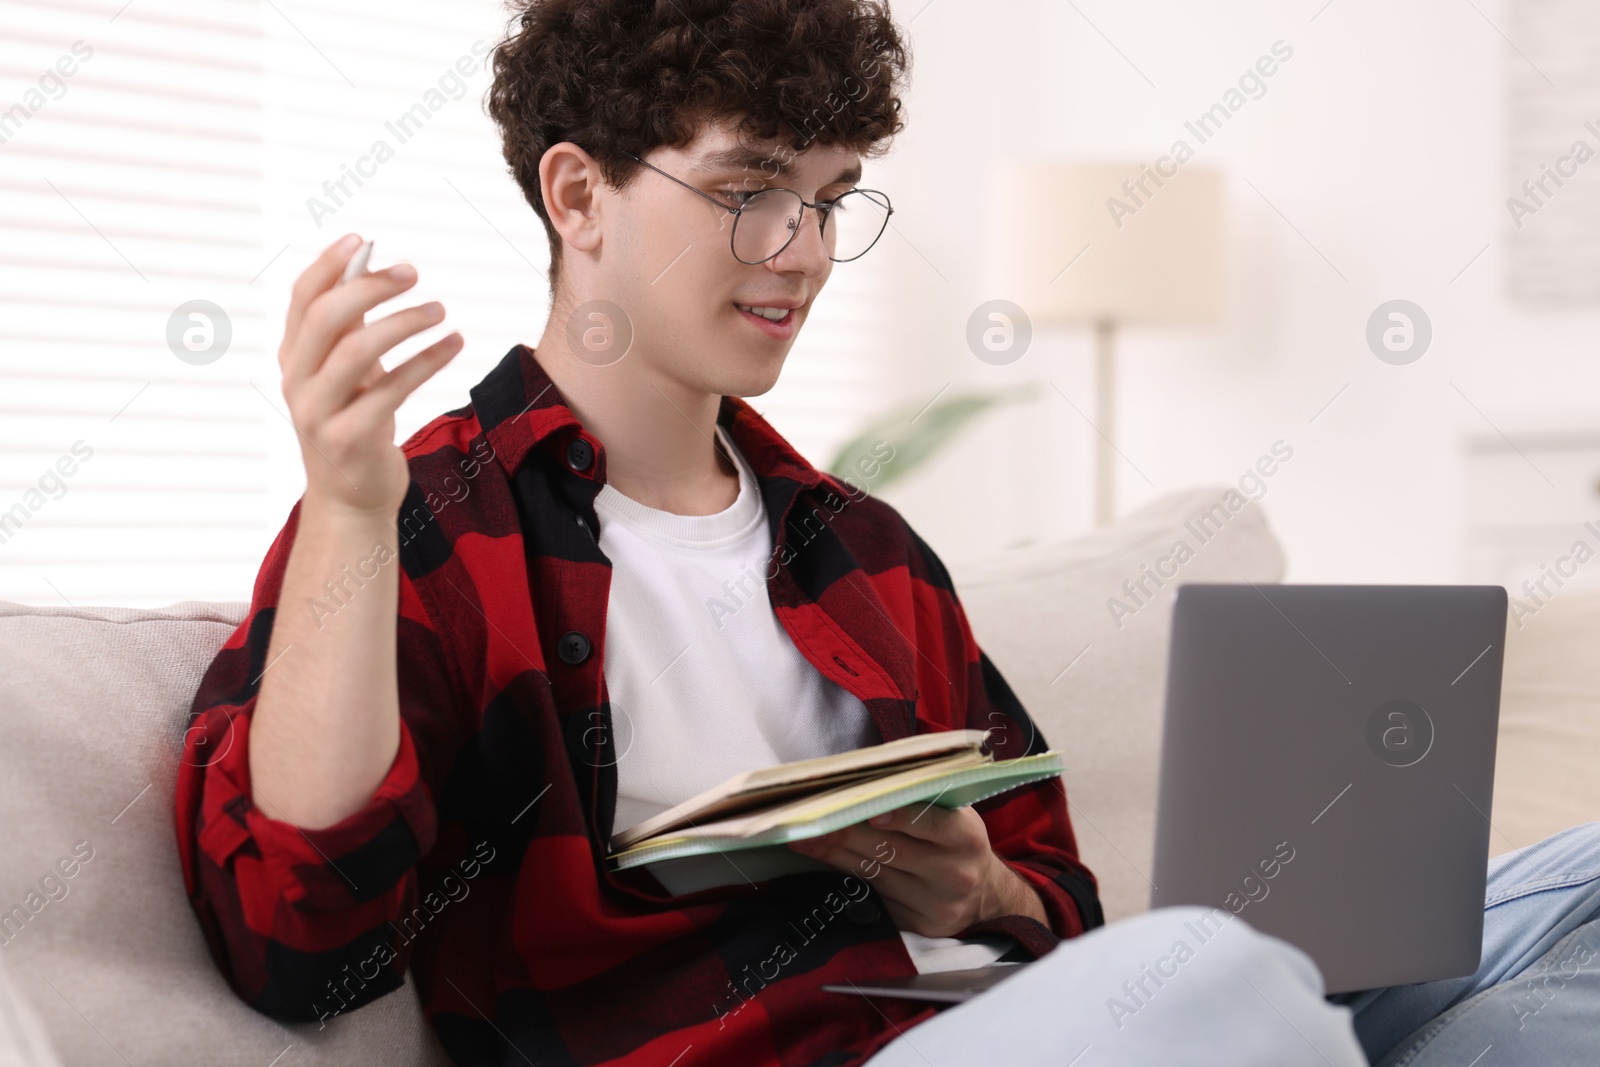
[175,343,1102,1066]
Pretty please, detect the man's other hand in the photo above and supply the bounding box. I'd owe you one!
[787,803,1049,937]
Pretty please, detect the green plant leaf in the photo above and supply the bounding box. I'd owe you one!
[827,382,1040,492]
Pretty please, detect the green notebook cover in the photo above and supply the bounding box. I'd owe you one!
[607,752,1063,889]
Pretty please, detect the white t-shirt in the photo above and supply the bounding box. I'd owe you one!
[595,423,1015,974]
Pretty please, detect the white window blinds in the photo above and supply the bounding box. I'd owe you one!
[0,0,893,607]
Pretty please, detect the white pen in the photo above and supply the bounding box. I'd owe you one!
[339,239,374,286]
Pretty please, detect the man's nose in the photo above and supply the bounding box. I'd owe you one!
[768,207,831,276]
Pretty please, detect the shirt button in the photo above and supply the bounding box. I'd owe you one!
[566,438,594,472]
[844,899,882,926]
[557,630,591,665]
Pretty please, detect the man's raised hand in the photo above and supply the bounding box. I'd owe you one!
[277,233,464,519]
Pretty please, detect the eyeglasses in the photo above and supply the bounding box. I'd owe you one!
[622,150,893,266]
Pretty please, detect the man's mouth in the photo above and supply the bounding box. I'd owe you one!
[734,302,798,338]
[736,303,794,323]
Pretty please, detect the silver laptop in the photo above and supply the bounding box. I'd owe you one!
[824,583,1507,1005]
[1150,583,1507,994]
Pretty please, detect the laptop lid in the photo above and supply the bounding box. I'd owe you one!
[821,962,1026,1004]
[1150,583,1507,994]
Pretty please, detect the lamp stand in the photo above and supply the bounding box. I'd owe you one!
[1094,319,1117,528]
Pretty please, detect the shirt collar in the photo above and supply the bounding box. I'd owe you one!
[468,344,826,492]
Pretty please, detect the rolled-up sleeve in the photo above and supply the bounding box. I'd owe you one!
[174,495,461,1023]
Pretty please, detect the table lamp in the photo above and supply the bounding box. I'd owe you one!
[995,162,1228,526]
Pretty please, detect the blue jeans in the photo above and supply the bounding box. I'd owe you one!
[862,821,1600,1066]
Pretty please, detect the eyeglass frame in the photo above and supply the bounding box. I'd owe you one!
[620,149,893,265]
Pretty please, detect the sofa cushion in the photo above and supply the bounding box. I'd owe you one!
[947,487,1288,922]
[949,493,1600,923]
[0,599,451,1067]
[1492,589,1600,854]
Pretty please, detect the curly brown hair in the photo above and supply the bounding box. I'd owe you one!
[485,0,911,295]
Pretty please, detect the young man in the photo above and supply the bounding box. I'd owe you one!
[176,1,1104,1063]
[178,1,1600,1065]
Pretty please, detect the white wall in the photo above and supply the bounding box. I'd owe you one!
[0,0,900,606]
[873,0,1600,582]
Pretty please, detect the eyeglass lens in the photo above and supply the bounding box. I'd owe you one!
[732,189,891,264]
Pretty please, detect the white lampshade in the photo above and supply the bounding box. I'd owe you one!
[995,162,1228,328]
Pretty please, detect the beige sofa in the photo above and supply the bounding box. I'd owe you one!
[3,487,1596,1065]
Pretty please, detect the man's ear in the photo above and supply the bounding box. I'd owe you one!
[540,141,604,254]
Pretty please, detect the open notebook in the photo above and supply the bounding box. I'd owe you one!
[606,728,1063,894]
